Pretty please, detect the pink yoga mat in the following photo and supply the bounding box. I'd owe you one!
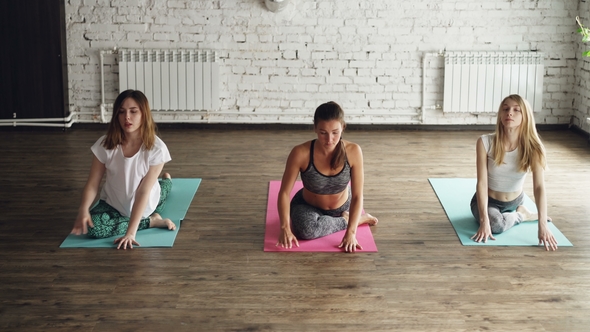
[264,180,378,252]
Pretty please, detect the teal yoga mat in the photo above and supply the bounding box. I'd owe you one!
[60,178,201,248]
[429,178,572,246]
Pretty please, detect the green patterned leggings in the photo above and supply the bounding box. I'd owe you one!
[87,178,172,239]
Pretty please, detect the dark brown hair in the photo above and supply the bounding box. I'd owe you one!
[314,101,347,170]
[102,90,157,150]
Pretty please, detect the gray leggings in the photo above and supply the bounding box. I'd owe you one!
[470,192,524,234]
[290,188,350,240]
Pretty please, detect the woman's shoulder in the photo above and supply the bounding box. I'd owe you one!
[287,141,312,165]
[478,133,495,148]
[145,136,172,164]
[479,133,494,140]
[93,135,107,145]
[152,136,168,149]
[292,140,312,153]
[343,139,361,154]
[154,135,166,143]
[90,135,112,163]
[91,135,108,151]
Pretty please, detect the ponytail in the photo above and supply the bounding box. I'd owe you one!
[330,138,346,170]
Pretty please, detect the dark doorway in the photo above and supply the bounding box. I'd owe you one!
[0,0,69,120]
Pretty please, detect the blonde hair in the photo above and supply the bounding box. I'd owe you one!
[102,90,157,150]
[491,94,546,172]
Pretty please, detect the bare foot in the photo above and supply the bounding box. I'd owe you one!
[341,211,378,226]
[360,213,379,226]
[149,213,176,231]
[516,205,551,222]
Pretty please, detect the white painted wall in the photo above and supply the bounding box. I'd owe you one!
[65,0,582,127]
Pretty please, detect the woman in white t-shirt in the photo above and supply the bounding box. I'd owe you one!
[470,94,558,251]
[71,90,174,249]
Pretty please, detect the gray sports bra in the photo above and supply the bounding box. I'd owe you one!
[301,140,351,195]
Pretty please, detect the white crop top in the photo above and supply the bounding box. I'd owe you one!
[481,134,527,193]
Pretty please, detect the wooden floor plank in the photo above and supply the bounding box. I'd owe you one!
[0,127,589,331]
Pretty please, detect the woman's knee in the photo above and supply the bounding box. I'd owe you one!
[290,208,320,239]
[295,228,319,240]
[489,219,508,234]
[86,226,104,239]
[291,219,319,240]
[159,178,172,195]
[87,213,118,238]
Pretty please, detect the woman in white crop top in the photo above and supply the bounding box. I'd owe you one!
[471,94,557,250]
[71,90,174,249]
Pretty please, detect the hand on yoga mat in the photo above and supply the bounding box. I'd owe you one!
[471,224,496,243]
[276,229,299,249]
[338,232,363,253]
[538,227,558,251]
[71,211,94,235]
[114,234,140,250]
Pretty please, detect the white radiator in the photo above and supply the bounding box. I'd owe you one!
[118,49,219,111]
[443,52,544,113]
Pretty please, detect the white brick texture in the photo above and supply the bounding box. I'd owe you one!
[65,0,582,127]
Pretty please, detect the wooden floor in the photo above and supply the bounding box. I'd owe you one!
[1,126,589,331]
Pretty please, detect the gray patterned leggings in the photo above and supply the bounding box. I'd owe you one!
[470,192,524,234]
[290,188,350,240]
[87,178,172,239]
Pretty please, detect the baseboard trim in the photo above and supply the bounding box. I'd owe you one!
[1,122,576,133]
[569,124,590,140]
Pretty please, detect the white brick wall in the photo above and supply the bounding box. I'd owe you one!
[65,0,582,127]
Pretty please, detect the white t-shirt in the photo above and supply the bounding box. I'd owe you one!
[91,135,172,218]
[481,134,527,193]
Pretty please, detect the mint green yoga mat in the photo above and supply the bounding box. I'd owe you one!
[60,178,201,248]
[429,178,572,246]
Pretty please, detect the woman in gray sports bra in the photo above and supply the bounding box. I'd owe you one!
[276,101,378,252]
